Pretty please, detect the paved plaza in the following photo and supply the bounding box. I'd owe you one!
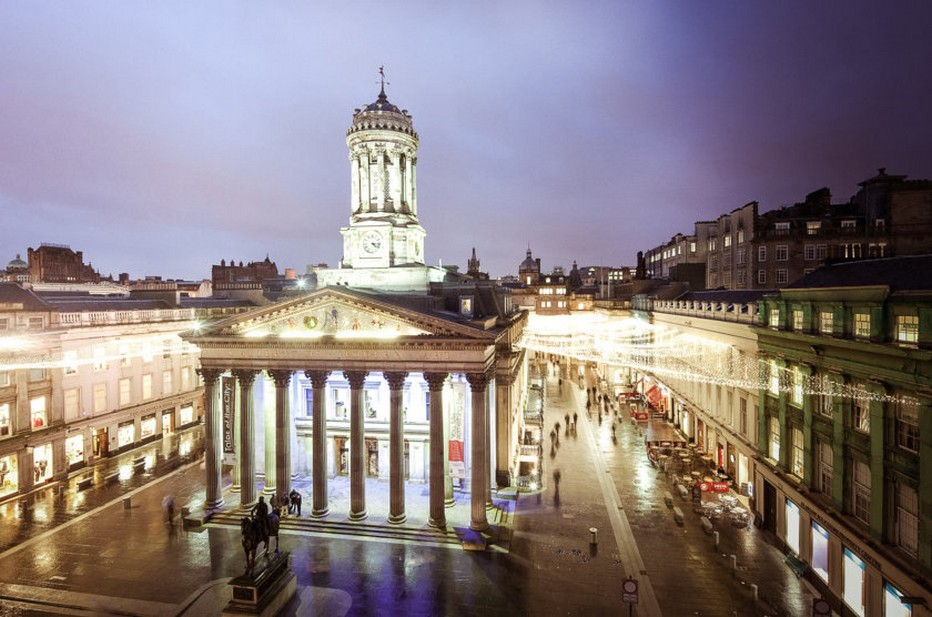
[0,370,816,616]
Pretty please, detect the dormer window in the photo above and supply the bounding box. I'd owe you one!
[806,221,821,235]
[774,222,790,235]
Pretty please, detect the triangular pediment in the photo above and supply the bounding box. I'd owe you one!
[200,287,491,341]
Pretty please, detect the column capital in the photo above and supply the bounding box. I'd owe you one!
[343,370,369,390]
[196,367,224,386]
[304,369,330,389]
[267,369,293,389]
[424,372,449,392]
[383,371,408,391]
[466,371,492,393]
[231,369,258,387]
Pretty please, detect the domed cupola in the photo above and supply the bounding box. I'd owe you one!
[7,253,27,271]
[339,68,426,271]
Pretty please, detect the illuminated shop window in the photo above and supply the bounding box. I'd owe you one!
[811,523,829,582]
[118,421,135,448]
[785,499,800,555]
[65,435,84,465]
[884,583,913,617]
[140,414,157,439]
[0,454,18,497]
[843,548,865,617]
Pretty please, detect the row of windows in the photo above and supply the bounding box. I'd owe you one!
[62,339,188,375]
[772,307,919,345]
[770,420,919,558]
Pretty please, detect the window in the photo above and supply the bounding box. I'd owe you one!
[819,391,834,418]
[852,460,871,525]
[758,246,767,262]
[816,245,827,260]
[774,222,790,235]
[739,398,748,436]
[895,315,918,345]
[811,523,829,582]
[142,341,153,363]
[0,371,8,387]
[0,402,9,436]
[736,249,746,265]
[842,243,863,259]
[792,309,804,332]
[0,318,8,331]
[775,245,788,261]
[854,312,871,338]
[142,374,153,400]
[119,378,131,407]
[119,344,131,367]
[689,241,697,253]
[790,366,804,406]
[63,350,79,375]
[768,308,780,329]
[843,548,865,617]
[757,269,766,285]
[790,428,804,478]
[776,269,788,284]
[804,245,816,261]
[28,316,44,329]
[817,441,833,498]
[737,229,745,244]
[820,311,834,335]
[64,388,80,420]
[30,396,47,429]
[724,234,732,248]
[28,367,46,382]
[769,417,780,461]
[806,221,821,235]
[93,346,108,371]
[894,483,918,557]
[736,271,746,287]
[163,370,173,396]
[181,367,191,391]
[786,499,801,555]
[768,360,781,395]
[93,383,107,414]
[841,219,856,230]
[162,339,173,359]
[852,395,870,433]
[708,237,717,251]
[895,400,919,452]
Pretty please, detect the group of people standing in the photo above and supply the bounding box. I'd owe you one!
[269,488,303,517]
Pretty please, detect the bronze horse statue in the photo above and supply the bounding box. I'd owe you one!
[240,511,280,570]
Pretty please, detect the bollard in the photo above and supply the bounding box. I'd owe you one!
[589,527,598,545]
[713,530,720,549]
[123,497,132,510]
[730,554,737,570]
[750,583,759,602]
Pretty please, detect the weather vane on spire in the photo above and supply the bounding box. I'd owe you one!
[378,65,389,95]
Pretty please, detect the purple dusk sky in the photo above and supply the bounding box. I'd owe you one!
[2,3,931,281]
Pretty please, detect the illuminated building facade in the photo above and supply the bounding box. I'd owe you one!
[0,282,206,501]
[754,256,930,615]
[186,84,529,532]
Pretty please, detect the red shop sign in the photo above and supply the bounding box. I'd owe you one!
[700,481,730,493]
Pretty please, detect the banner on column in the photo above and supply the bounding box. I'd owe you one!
[448,439,465,479]
[221,376,236,465]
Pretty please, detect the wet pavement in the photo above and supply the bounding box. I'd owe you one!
[0,369,815,616]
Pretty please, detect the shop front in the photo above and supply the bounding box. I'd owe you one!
[65,434,85,471]
[162,410,174,435]
[93,427,109,457]
[179,404,195,428]
[117,420,135,451]
[33,443,52,484]
[140,414,158,444]
[0,454,17,498]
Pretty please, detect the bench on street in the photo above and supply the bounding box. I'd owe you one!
[700,516,714,534]
[104,471,120,484]
[663,491,674,507]
[76,476,93,490]
[676,484,689,499]
[785,552,810,578]
[672,507,684,525]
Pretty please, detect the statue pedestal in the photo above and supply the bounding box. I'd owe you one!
[222,551,296,616]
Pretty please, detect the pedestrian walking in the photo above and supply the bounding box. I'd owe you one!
[289,489,302,516]
[572,412,578,426]
[162,495,175,526]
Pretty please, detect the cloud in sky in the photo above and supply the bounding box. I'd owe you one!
[1,2,931,279]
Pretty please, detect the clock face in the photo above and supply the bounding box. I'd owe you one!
[362,231,382,254]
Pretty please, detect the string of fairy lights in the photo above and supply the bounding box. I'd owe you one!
[517,313,916,405]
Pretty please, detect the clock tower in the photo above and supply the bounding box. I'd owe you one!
[340,73,425,270]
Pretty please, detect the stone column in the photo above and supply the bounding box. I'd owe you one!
[350,153,360,213]
[384,371,408,524]
[466,371,489,531]
[268,370,293,499]
[306,370,331,517]
[410,156,417,217]
[425,372,449,527]
[232,369,258,508]
[496,374,514,490]
[345,370,369,521]
[196,368,224,509]
[376,149,386,212]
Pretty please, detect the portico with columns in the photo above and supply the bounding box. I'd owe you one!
[187,286,525,531]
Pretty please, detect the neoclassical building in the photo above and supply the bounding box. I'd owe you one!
[187,82,528,531]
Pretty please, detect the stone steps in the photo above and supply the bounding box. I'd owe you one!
[207,510,465,547]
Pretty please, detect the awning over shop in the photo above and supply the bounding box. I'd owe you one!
[646,385,663,410]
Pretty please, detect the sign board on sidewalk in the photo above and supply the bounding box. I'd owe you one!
[448,439,466,479]
[622,578,638,604]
